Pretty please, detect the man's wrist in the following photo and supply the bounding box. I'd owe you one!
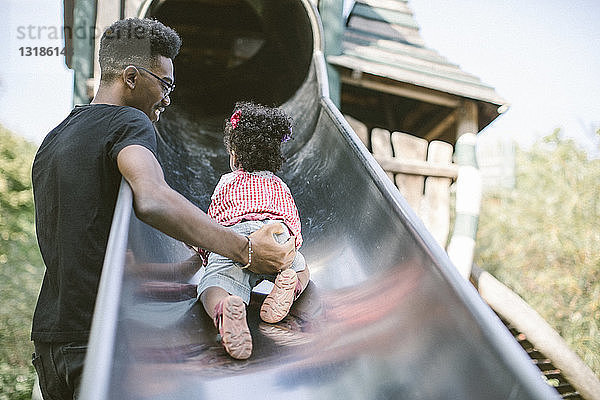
[240,236,252,270]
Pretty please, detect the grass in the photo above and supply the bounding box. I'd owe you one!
[475,131,600,377]
[0,125,44,399]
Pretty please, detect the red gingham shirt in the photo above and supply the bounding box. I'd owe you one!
[208,170,303,248]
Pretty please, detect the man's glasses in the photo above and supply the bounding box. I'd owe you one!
[133,65,175,97]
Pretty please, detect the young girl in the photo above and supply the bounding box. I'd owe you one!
[197,101,310,360]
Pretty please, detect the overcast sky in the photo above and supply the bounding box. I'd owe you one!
[410,0,600,155]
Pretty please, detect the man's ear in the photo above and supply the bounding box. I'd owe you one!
[122,66,139,90]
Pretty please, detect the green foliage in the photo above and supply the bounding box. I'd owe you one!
[0,125,43,399]
[476,129,600,377]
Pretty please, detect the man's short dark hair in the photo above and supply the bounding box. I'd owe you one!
[98,18,181,82]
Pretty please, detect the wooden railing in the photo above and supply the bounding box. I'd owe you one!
[346,115,458,244]
[345,115,481,280]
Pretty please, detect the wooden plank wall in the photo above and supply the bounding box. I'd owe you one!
[346,115,458,247]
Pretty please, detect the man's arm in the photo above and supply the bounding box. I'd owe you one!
[117,145,295,273]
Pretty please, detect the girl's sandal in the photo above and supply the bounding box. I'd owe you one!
[214,295,252,359]
[260,269,298,323]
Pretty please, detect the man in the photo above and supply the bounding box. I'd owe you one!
[31,18,295,399]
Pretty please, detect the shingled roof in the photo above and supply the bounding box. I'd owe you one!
[328,0,508,138]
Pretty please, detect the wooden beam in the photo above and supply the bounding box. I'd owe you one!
[374,156,458,179]
[402,102,434,129]
[424,110,458,141]
[473,264,600,400]
[339,70,460,108]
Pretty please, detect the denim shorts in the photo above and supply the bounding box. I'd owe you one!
[197,219,306,304]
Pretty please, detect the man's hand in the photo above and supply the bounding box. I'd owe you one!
[247,223,296,274]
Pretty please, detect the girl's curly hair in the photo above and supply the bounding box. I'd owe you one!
[224,101,293,172]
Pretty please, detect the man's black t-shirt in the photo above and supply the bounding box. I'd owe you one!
[31,104,157,343]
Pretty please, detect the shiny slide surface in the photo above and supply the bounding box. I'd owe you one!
[80,1,558,399]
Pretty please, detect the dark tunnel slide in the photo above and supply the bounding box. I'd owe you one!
[79,1,558,399]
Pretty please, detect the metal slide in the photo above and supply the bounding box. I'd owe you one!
[81,1,558,399]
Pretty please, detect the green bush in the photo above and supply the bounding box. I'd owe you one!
[0,124,43,399]
[476,130,600,377]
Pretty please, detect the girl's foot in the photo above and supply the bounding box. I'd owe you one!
[260,269,298,323]
[214,295,252,359]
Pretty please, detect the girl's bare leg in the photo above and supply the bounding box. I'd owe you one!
[200,286,230,319]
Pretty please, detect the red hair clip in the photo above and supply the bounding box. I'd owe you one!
[230,110,241,130]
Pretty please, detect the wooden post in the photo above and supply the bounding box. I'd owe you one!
[344,114,370,149]
[371,128,394,181]
[456,100,478,139]
[420,141,453,247]
[72,0,97,105]
[448,100,479,278]
[126,0,146,18]
[92,0,122,95]
[447,133,481,279]
[391,132,427,212]
[318,0,344,107]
